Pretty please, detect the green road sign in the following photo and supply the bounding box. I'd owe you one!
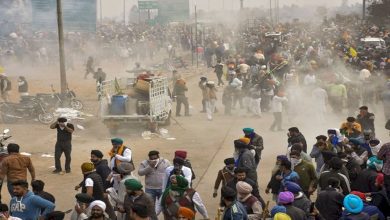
[138,1,158,10]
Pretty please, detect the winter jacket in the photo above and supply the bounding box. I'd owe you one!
[94,159,111,189]
[10,191,55,220]
[288,133,308,153]
[285,204,307,220]
[124,192,157,220]
[267,169,282,194]
[315,187,344,220]
[247,133,264,164]
[214,167,235,191]
[223,201,248,220]
[351,168,377,193]
[292,192,311,214]
[370,189,390,217]
[293,160,317,193]
[318,170,350,195]
[236,149,257,182]
[138,158,170,189]
[357,112,375,134]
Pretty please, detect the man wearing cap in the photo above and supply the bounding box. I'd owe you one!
[287,127,307,153]
[205,80,217,121]
[277,191,306,220]
[174,150,196,185]
[243,128,264,166]
[199,76,208,113]
[109,138,133,172]
[315,178,345,220]
[50,117,74,174]
[236,181,262,216]
[162,157,192,189]
[87,200,109,220]
[357,106,375,137]
[76,162,105,202]
[71,193,94,220]
[90,150,111,190]
[122,179,157,220]
[213,158,235,199]
[138,150,170,204]
[234,138,257,183]
[341,194,370,219]
[221,186,248,220]
[284,181,311,215]
[177,206,195,220]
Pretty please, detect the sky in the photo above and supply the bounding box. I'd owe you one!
[101,0,362,19]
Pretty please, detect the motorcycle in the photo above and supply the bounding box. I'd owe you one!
[36,85,83,110]
[0,97,55,124]
[0,129,11,162]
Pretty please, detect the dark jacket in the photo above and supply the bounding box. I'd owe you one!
[288,133,308,153]
[94,159,111,189]
[124,192,157,220]
[81,172,105,201]
[357,112,375,133]
[36,191,55,204]
[340,212,370,220]
[351,168,377,193]
[223,200,248,220]
[292,193,311,215]
[236,149,257,183]
[266,169,282,194]
[318,170,350,195]
[370,189,390,217]
[285,204,307,220]
[315,187,344,220]
[247,133,264,164]
[227,178,261,203]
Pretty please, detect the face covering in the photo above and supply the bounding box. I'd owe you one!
[290,158,302,167]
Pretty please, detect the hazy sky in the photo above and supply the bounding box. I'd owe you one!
[101,0,361,18]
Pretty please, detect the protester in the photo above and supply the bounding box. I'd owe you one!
[138,150,171,204]
[109,138,133,172]
[50,117,74,174]
[221,186,248,220]
[17,76,28,96]
[242,128,264,166]
[31,180,55,204]
[315,177,345,220]
[213,158,235,200]
[90,150,111,190]
[162,157,192,189]
[287,127,308,153]
[0,143,35,197]
[9,180,55,220]
[123,179,157,220]
[277,191,307,220]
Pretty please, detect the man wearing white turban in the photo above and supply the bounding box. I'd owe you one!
[88,200,108,220]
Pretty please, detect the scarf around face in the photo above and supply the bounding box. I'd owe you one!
[161,175,189,208]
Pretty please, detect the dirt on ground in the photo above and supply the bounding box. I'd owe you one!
[1,55,389,219]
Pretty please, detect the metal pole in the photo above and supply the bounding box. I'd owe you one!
[195,3,198,68]
[191,27,194,65]
[269,0,273,28]
[240,0,243,10]
[56,0,67,93]
[362,0,366,21]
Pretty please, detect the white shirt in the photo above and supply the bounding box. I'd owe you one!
[162,166,192,190]
[110,147,132,169]
[271,95,288,113]
[85,178,94,187]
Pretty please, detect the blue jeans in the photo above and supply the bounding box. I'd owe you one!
[145,188,162,203]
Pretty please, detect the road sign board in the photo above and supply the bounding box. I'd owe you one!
[138,1,158,10]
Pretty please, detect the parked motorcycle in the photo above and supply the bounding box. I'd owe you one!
[0,97,55,124]
[36,85,83,110]
[0,129,11,161]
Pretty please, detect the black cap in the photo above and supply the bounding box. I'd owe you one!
[329,157,343,170]
[316,135,327,141]
[75,193,94,204]
[91,150,104,159]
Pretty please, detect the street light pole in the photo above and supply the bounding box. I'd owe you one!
[195,2,198,68]
[56,0,67,93]
[240,0,243,10]
[100,0,103,24]
[362,0,366,21]
[123,0,126,25]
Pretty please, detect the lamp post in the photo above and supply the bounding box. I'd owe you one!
[195,1,198,68]
[56,0,67,93]
[362,0,366,21]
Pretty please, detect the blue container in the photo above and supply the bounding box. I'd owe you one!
[110,95,127,115]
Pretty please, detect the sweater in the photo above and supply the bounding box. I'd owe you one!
[293,160,317,192]
[138,158,170,189]
[10,191,55,220]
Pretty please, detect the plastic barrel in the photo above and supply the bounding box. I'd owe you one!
[110,95,127,115]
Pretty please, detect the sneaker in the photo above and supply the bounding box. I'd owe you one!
[52,169,62,174]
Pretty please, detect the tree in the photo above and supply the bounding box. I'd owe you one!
[367,0,390,25]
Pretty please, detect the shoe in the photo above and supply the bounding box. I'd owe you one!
[66,170,71,173]
[52,169,62,174]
